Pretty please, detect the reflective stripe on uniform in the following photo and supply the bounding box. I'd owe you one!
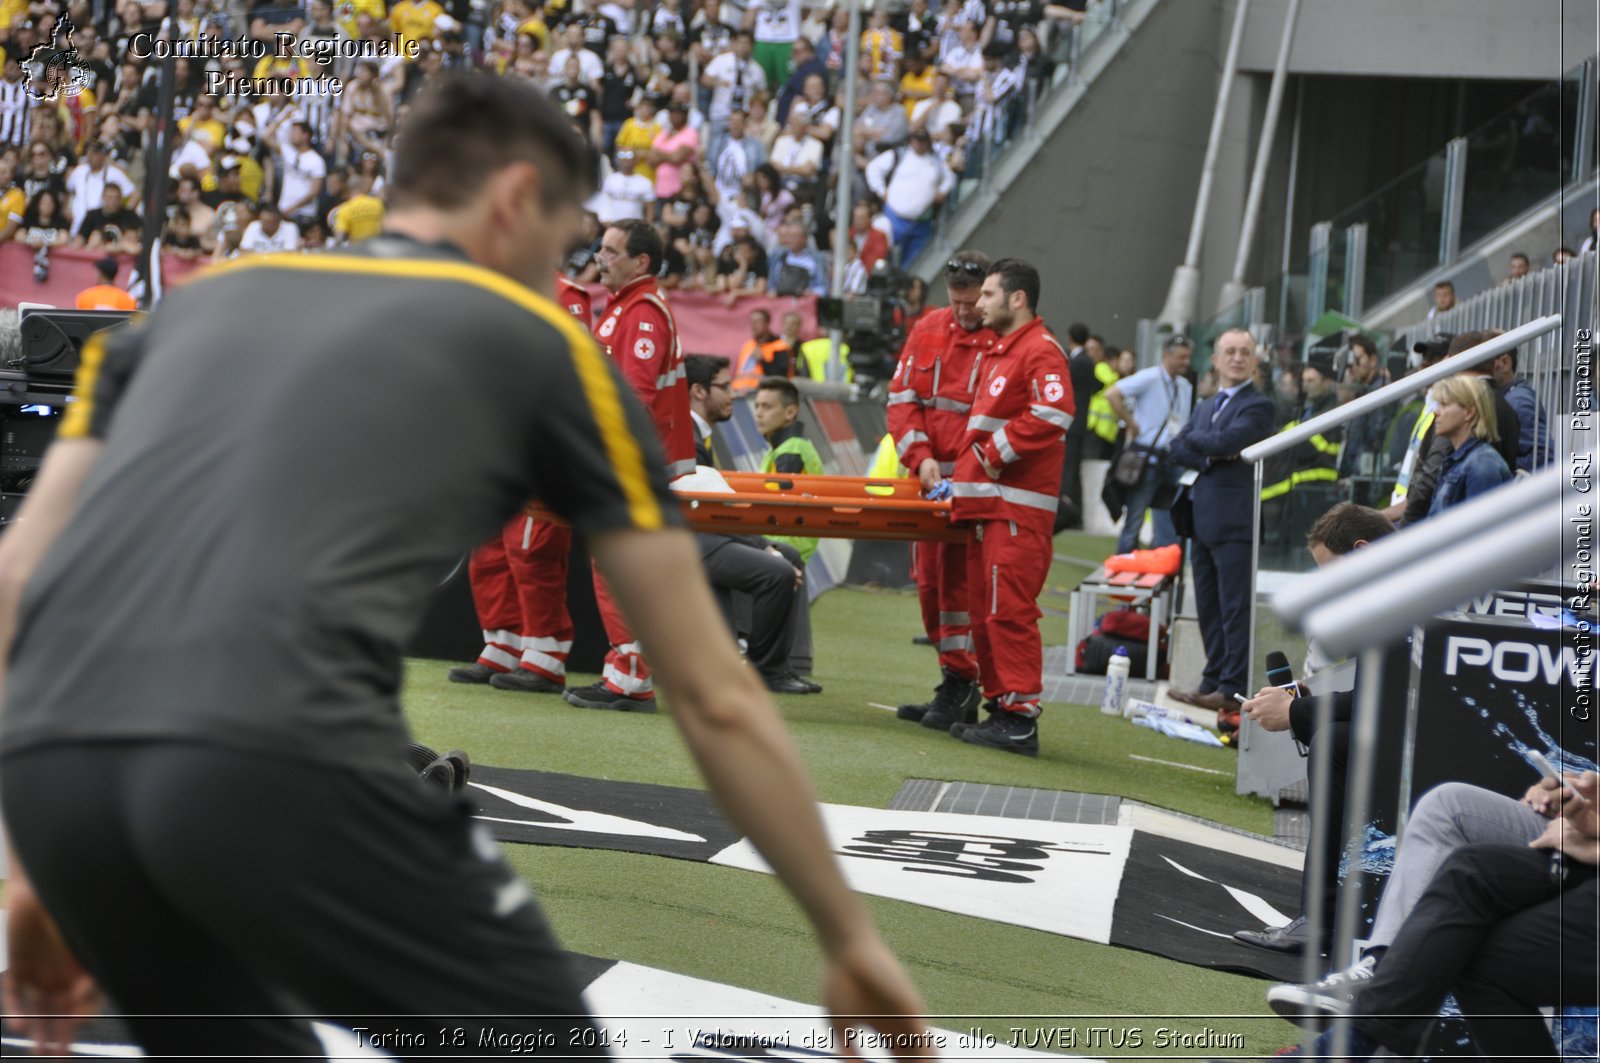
[896,430,929,458]
[967,414,1007,432]
[887,388,920,405]
[933,397,972,413]
[951,481,1059,512]
[993,427,1018,464]
[1030,403,1073,430]
[939,611,970,625]
[667,458,697,479]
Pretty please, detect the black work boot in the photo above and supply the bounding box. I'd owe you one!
[896,673,949,722]
[919,671,981,731]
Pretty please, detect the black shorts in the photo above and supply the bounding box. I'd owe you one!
[2,740,606,1060]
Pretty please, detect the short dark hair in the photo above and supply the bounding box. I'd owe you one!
[1510,251,1530,264]
[390,73,598,211]
[1348,332,1377,359]
[757,375,800,408]
[291,120,313,137]
[1068,322,1089,345]
[733,28,753,42]
[1306,503,1395,556]
[685,353,727,391]
[1434,279,1455,291]
[94,256,117,281]
[1447,329,1498,359]
[608,218,663,276]
[988,257,1041,314]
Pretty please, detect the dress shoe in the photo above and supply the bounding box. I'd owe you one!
[489,669,565,694]
[1234,915,1324,955]
[763,672,817,694]
[1170,688,1230,711]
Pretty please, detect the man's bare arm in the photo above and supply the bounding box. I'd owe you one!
[588,526,928,1053]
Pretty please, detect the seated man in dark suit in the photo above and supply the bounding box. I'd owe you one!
[1166,328,1276,712]
[684,355,820,695]
[1234,502,1395,955]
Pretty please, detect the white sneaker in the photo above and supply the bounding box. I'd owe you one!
[1266,953,1379,1026]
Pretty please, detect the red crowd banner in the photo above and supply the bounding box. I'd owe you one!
[2,243,818,363]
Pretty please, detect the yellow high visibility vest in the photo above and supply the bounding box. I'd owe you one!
[1086,360,1120,444]
[1389,405,1438,506]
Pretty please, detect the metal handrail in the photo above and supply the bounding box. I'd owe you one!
[1240,314,1564,463]
[1271,458,1581,652]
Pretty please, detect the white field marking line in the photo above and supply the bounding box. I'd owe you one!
[867,701,900,711]
[1128,753,1229,775]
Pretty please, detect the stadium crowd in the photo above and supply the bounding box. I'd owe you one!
[0,0,1092,287]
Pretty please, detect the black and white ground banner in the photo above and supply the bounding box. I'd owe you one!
[465,766,1303,979]
[468,765,742,860]
[1108,832,1302,983]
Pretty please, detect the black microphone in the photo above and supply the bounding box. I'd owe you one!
[1265,650,1297,692]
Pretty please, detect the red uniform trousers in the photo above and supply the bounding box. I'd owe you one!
[467,515,575,683]
[965,514,1053,716]
[591,565,652,699]
[911,538,978,680]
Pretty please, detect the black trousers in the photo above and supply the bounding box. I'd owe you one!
[2,741,605,1060]
[1060,429,1084,524]
[1352,843,1598,1059]
[1300,719,1350,939]
[1189,537,1252,697]
[702,537,799,678]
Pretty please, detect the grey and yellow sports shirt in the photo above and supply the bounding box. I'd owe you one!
[2,236,682,771]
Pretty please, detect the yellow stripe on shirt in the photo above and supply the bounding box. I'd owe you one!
[195,253,664,530]
[58,333,107,440]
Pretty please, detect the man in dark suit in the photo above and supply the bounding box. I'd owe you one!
[1056,321,1093,530]
[1166,328,1276,712]
[684,354,820,695]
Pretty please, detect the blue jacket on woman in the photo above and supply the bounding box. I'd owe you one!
[1427,437,1512,517]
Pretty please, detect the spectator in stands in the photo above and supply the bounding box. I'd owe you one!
[712,109,759,208]
[769,220,828,296]
[866,128,952,265]
[1425,375,1511,517]
[0,155,24,244]
[64,141,136,232]
[597,148,656,224]
[702,30,766,172]
[1553,245,1577,264]
[848,200,891,272]
[616,95,662,184]
[598,36,641,155]
[1489,345,1555,473]
[751,0,806,93]
[853,78,908,168]
[769,109,824,198]
[716,229,770,302]
[650,100,701,200]
[1426,279,1455,319]
[329,173,386,243]
[911,73,961,136]
[73,183,141,253]
[18,189,71,249]
[776,36,827,135]
[1499,250,1531,286]
[794,71,841,152]
[1579,207,1599,255]
[780,311,809,374]
[939,18,984,101]
[277,121,326,229]
[239,203,301,254]
[1236,502,1395,956]
[968,41,1021,168]
[552,54,604,145]
[1103,333,1193,554]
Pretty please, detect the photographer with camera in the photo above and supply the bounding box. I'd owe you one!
[887,251,996,731]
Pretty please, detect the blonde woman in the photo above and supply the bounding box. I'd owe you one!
[1426,376,1511,517]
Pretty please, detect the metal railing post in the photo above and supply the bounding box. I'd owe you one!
[1574,58,1597,183]
[1343,222,1367,319]
[1066,21,1082,86]
[1438,136,1468,264]
[1306,221,1332,327]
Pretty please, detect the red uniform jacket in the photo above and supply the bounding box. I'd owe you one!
[887,305,998,476]
[594,275,695,479]
[557,274,593,328]
[952,316,1073,522]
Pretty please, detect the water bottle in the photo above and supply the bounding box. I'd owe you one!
[1100,646,1131,716]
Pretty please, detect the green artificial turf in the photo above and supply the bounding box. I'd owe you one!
[401,529,1296,1057]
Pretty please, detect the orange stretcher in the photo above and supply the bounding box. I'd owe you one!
[529,474,965,543]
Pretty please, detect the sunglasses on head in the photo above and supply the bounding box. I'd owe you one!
[946,259,986,279]
[1165,334,1192,349]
